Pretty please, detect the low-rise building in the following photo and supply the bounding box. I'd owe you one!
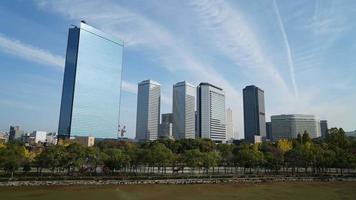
[159,113,173,139]
[31,131,47,143]
[72,136,95,147]
[271,114,321,141]
[46,133,58,145]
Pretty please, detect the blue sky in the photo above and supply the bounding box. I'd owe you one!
[1,0,356,139]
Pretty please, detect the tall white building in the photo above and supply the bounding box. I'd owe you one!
[197,83,226,142]
[135,80,161,141]
[226,108,234,141]
[173,81,196,139]
[271,114,321,141]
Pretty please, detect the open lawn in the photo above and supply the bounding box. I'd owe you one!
[0,182,355,200]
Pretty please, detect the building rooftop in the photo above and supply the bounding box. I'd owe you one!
[174,81,195,88]
[138,80,160,86]
[79,22,124,46]
[199,82,223,91]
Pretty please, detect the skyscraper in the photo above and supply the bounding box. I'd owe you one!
[136,80,161,141]
[226,108,234,141]
[320,120,328,138]
[58,22,123,140]
[197,83,226,142]
[173,81,195,139]
[243,85,266,143]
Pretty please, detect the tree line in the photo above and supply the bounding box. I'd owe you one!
[0,128,355,179]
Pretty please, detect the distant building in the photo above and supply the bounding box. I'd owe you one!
[226,108,234,141]
[9,126,23,141]
[346,130,356,137]
[243,85,266,143]
[136,80,161,141]
[46,133,57,145]
[320,120,328,138]
[58,22,124,140]
[159,113,173,139]
[197,83,226,142]
[31,131,47,143]
[271,114,321,141]
[173,81,195,139]
[266,122,272,140]
[72,136,95,147]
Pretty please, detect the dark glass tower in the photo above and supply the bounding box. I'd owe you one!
[243,85,266,143]
[58,22,123,140]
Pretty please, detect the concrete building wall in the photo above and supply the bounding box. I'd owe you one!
[136,80,160,141]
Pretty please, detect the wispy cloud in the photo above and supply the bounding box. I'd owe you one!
[36,2,241,101]
[0,33,64,69]
[0,31,138,96]
[189,0,291,93]
[273,0,298,97]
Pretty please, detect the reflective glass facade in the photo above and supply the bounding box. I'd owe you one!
[243,85,266,143]
[58,22,123,139]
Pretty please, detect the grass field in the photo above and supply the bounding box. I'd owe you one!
[0,182,355,200]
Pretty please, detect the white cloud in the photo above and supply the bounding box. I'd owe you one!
[121,80,137,94]
[273,0,298,97]
[0,33,64,69]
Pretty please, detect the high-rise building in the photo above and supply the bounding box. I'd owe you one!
[173,81,195,139]
[159,113,173,139]
[136,80,161,141]
[271,114,321,141]
[197,83,226,142]
[9,126,23,141]
[243,85,266,143]
[320,120,328,138]
[58,22,123,140]
[226,108,234,141]
[266,122,272,140]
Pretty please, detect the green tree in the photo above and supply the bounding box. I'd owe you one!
[103,148,129,173]
[0,144,26,179]
[183,149,203,174]
[63,143,86,175]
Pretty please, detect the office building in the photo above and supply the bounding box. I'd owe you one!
[271,114,321,141]
[266,122,272,140]
[172,81,196,139]
[243,85,266,143]
[72,136,95,147]
[197,83,226,142]
[320,120,328,138]
[159,113,173,139]
[9,126,23,141]
[46,133,58,145]
[136,80,161,141]
[58,22,123,140]
[31,131,47,143]
[226,108,234,141]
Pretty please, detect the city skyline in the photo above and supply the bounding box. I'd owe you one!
[1,1,356,139]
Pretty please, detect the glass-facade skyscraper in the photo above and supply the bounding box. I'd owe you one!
[243,85,266,143]
[58,22,123,139]
[197,83,226,142]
